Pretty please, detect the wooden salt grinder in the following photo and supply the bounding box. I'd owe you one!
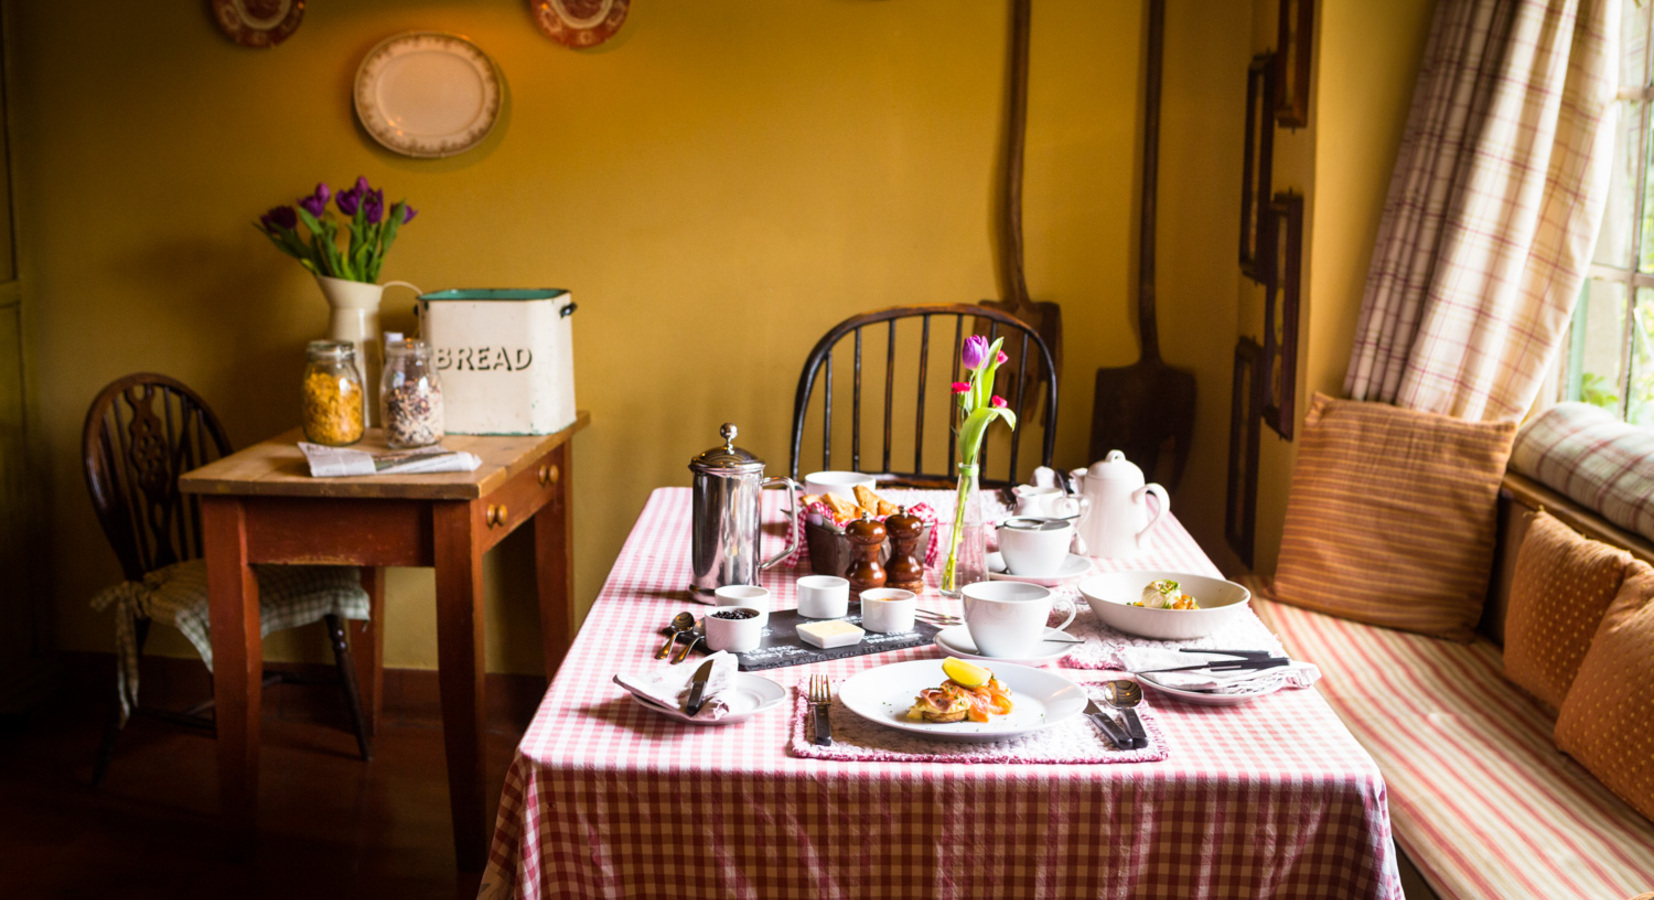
[844,511,887,598]
[885,506,925,592]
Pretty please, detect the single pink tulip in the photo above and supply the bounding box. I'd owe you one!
[991,395,1007,408]
[951,382,971,394]
[996,350,1008,365]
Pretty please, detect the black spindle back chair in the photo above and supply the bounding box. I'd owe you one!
[789,305,1057,489]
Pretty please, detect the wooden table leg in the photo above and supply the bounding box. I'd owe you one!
[202,496,262,857]
[534,443,575,681]
[432,500,488,871]
[351,566,385,737]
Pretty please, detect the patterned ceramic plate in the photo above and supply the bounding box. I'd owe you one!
[531,0,630,48]
[837,658,1086,742]
[354,32,501,159]
[212,0,304,49]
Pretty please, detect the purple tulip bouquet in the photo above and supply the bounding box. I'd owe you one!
[939,334,1018,596]
[255,177,417,283]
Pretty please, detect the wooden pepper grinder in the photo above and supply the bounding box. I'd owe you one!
[884,506,925,592]
[844,511,887,598]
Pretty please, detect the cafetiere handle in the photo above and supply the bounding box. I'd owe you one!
[759,476,802,571]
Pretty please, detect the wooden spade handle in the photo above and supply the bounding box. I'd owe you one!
[1138,0,1165,363]
[1001,0,1032,313]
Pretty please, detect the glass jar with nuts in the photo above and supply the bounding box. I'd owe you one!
[302,339,365,446]
[380,338,445,448]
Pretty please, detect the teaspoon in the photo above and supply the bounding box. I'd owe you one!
[656,611,695,659]
[672,620,705,664]
[1104,680,1149,749]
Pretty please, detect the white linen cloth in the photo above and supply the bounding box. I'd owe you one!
[1117,646,1322,694]
[612,651,739,720]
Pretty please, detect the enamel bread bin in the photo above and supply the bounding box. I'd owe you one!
[416,289,578,435]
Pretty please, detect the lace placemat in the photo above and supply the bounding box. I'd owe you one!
[787,682,1169,764]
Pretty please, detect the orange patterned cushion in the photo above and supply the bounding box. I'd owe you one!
[1556,560,1654,822]
[1503,511,1632,709]
[1271,392,1516,640]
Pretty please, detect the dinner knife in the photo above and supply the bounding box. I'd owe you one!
[1136,657,1290,674]
[1083,698,1136,749]
[684,658,716,717]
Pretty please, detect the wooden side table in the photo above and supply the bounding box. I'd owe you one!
[179,414,589,870]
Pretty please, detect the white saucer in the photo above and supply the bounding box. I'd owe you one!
[624,673,787,725]
[933,624,1076,666]
[1137,675,1284,706]
[986,552,1093,586]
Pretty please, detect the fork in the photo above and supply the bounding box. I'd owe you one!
[807,674,833,746]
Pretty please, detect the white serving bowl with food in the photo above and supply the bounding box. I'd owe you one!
[1076,571,1251,640]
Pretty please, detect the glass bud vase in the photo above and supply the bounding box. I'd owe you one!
[939,462,987,598]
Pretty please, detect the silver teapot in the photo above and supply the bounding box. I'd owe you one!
[689,423,800,600]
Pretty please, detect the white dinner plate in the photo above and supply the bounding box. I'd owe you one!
[1137,674,1283,707]
[354,32,502,159]
[933,624,1076,666]
[836,658,1086,742]
[624,673,786,725]
[986,551,1094,586]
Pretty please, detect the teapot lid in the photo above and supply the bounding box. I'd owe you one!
[689,423,766,474]
[1087,450,1144,481]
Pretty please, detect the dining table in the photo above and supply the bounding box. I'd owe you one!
[478,486,1403,899]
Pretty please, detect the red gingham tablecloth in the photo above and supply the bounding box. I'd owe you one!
[479,488,1402,900]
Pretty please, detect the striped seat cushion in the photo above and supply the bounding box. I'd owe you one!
[1252,593,1654,900]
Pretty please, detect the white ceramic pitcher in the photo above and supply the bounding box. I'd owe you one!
[1068,450,1169,559]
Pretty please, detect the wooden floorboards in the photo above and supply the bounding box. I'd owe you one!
[0,676,525,899]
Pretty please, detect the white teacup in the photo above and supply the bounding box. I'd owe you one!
[705,606,764,652]
[804,471,875,503]
[796,575,850,619]
[1013,486,1081,518]
[713,585,770,627]
[858,588,917,633]
[997,517,1075,576]
[960,581,1078,658]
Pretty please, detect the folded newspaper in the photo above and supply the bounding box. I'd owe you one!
[299,442,483,477]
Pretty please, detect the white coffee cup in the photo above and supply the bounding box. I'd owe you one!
[960,581,1077,658]
[805,471,875,503]
[796,575,850,618]
[858,588,917,633]
[705,606,764,652]
[997,517,1075,576]
[713,585,770,627]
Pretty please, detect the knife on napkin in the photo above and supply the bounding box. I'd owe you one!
[684,658,716,717]
[1136,657,1291,674]
[1084,698,1137,749]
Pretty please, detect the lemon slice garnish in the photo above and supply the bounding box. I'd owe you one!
[942,656,992,688]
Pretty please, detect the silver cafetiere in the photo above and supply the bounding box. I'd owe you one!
[688,423,800,600]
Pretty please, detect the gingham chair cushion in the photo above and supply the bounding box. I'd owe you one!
[1510,402,1654,545]
[1251,591,1654,899]
[91,559,369,722]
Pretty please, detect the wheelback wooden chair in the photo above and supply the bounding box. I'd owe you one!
[789,304,1058,489]
[83,373,372,785]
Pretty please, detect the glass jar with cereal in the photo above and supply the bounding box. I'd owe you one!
[302,340,365,446]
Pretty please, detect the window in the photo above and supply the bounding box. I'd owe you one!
[1569,0,1654,424]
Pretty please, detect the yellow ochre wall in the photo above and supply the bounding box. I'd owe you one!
[14,0,1170,674]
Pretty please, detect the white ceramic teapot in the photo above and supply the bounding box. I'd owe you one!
[1068,450,1169,559]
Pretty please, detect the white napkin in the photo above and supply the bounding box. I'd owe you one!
[613,651,739,720]
[1116,646,1321,694]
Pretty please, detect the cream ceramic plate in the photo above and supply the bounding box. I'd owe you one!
[622,673,787,725]
[1138,675,1283,707]
[933,624,1075,666]
[837,658,1086,742]
[354,32,501,158]
[986,551,1094,586]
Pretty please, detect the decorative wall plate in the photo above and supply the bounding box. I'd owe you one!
[212,0,304,49]
[354,32,502,159]
[531,0,630,48]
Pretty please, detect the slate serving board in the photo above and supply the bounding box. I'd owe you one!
[670,604,941,671]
